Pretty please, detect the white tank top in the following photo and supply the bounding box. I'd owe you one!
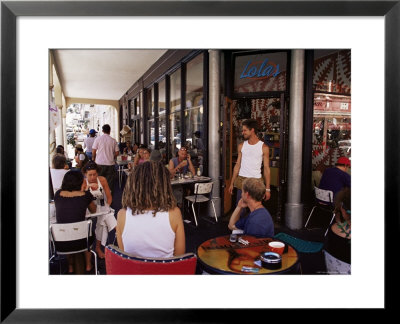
[122,208,175,258]
[239,140,264,178]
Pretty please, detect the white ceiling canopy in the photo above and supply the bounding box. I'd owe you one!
[52,49,167,101]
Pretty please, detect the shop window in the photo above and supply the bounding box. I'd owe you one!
[312,50,351,175]
[158,79,167,163]
[185,54,204,169]
[169,68,181,158]
[234,51,287,93]
[147,87,155,148]
[129,99,135,120]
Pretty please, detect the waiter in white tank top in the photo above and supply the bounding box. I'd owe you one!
[228,119,271,204]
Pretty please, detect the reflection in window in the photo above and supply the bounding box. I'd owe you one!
[312,93,351,172]
[169,112,181,158]
[158,79,167,163]
[148,119,155,149]
[185,54,204,170]
[313,50,351,94]
[147,87,155,148]
[312,49,351,175]
[169,69,181,158]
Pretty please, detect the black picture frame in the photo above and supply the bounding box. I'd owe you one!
[1,0,398,321]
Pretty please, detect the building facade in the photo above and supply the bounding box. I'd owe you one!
[118,49,351,229]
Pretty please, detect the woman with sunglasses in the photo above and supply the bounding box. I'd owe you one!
[133,145,151,167]
[82,161,114,259]
[323,187,351,274]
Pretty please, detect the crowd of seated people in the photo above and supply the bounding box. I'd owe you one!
[51,135,351,276]
[50,142,188,274]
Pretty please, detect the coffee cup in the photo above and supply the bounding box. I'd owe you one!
[268,241,285,255]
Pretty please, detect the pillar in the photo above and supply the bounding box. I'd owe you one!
[285,50,305,230]
[208,50,221,218]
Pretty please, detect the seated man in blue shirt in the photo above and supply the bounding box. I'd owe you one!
[319,156,351,198]
[228,178,274,238]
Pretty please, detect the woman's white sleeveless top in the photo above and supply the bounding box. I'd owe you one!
[87,178,107,204]
[239,140,264,178]
[122,208,175,258]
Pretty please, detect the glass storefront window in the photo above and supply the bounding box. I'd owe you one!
[169,112,181,157]
[148,119,155,149]
[169,68,181,158]
[147,87,155,148]
[158,79,167,163]
[312,50,351,175]
[185,54,204,169]
[147,87,154,118]
[234,52,287,93]
[313,50,351,94]
[158,79,166,115]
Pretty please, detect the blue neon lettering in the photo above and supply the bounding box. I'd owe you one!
[240,61,251,79]
[240,58,281,79]
[247,66,257,78]
[257,59,268,77]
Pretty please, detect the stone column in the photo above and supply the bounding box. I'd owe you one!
[285,49,305,230]
[208,50,221,219]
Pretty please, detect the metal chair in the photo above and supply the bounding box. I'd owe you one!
[105,245,197,275]
[49,219,98,275]
[184,182,218,226]
[304,186,335,237]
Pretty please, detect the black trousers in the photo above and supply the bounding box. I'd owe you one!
[98,164,116,194]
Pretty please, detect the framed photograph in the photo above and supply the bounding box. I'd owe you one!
[1,0,398,321]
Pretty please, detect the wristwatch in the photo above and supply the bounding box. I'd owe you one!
[265,188,271,192]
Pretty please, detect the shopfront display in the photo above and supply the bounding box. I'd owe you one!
[312,50,351,178]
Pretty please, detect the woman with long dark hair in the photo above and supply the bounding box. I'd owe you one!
[54,170,96,274]
[116,161,185,258]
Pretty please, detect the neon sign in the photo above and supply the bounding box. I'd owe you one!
[239,58,281,79]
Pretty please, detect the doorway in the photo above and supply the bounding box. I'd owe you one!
[223,95,288,221]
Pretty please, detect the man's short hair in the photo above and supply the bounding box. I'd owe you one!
[242,178,266,202]
[242,119,258,133]
[102,124,111,133]
[52,154,67,169]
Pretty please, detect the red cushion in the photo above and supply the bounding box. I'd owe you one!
[105,247,197,275]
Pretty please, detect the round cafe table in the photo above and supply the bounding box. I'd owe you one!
[197,235,300,274]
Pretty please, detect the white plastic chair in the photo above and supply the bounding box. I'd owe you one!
[49,219,97,275]
[184,182,218,226]
[304,186,335,237]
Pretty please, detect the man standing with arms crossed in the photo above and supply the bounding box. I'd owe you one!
[228,119,271,206]
[92,124,119,195]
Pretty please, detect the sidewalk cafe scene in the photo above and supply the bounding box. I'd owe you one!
[49,49,351,275]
